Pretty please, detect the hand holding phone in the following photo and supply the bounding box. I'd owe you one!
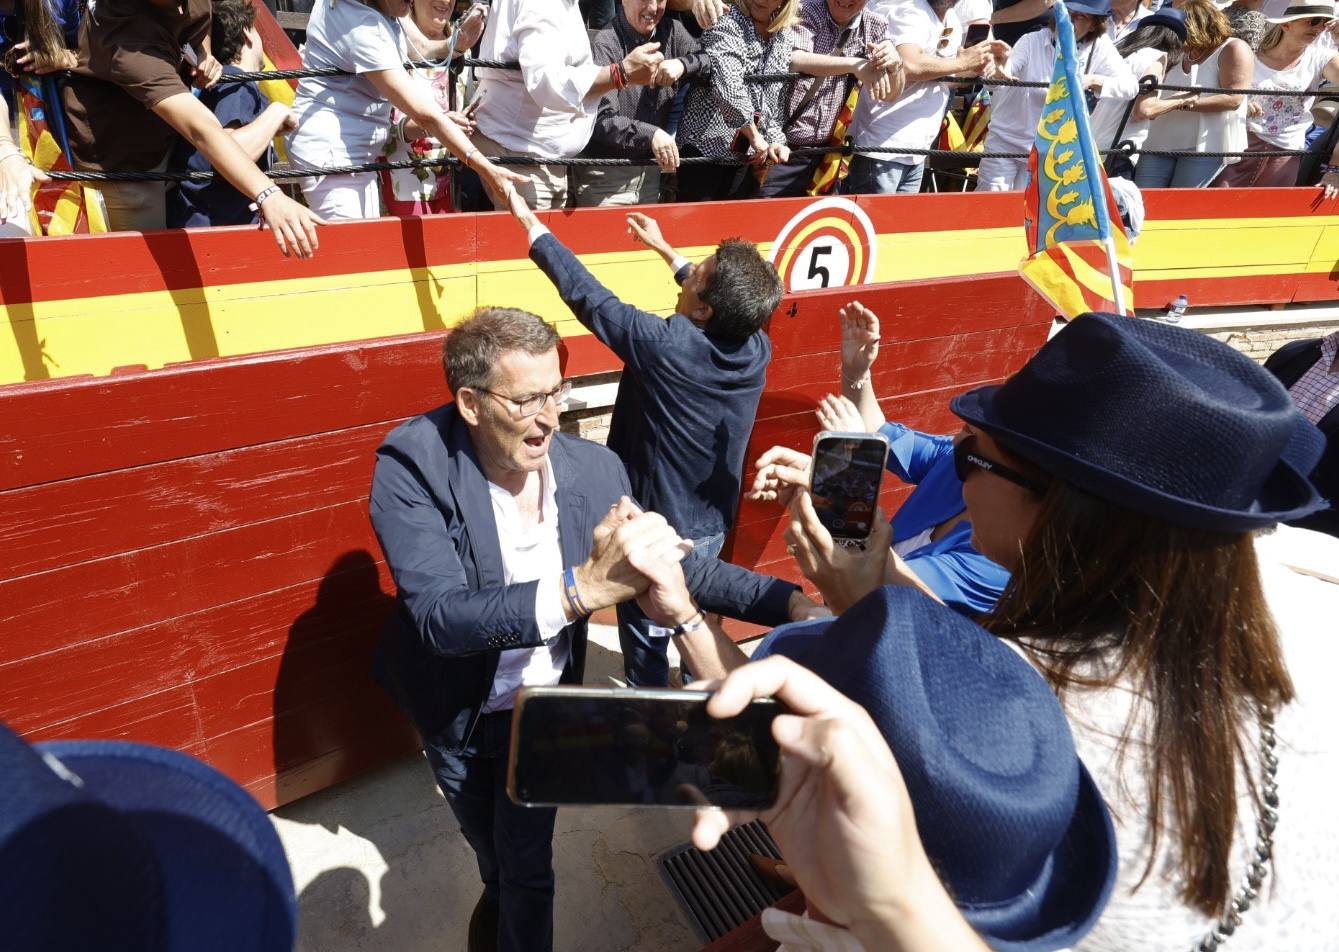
[964,22,992,47]
[508,687,782,809]
[808,430,889,542]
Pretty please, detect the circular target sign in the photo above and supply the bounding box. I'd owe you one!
[768,197,878,293]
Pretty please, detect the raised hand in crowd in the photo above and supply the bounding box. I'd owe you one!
[650,129,681,172]
[840,300,880,384]
[622,42,666,86]
[651,58,688,87]
[784,487,892,614]
[816,393,868,433]
[748,445,812,507]
[690,657,992,952]
[455,1,489,50]
[9,40,78,74]
[670,0,727,30]
[191,53,224,90]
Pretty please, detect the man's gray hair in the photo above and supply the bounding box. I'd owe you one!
[443,307,561,392]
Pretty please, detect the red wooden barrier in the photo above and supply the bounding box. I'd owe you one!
[0,272,1049,809]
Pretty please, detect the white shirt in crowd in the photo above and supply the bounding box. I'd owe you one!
[953,0,992,25]
[1090,45,1164,151]
[985,28,1139,152]
[479,457,573,714]
[1248,43,1333,148]
[476,0,602,158]
[289,0,408,167]
[850,0,964,165]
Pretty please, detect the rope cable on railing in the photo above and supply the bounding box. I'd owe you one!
[37,142,1315,183]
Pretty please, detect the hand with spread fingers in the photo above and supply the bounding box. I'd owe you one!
[783,488,891,614]
[839,300,880,382]
[816,393,868,434]
[747,445,812,506]
[689,657,990,952]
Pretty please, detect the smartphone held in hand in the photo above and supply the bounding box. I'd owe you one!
[964,22,991,46]
[810,431,890,542]
[507,686,782,809]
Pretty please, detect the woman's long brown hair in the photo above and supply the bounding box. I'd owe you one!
[984,481,1294,917]
[2,0,70,75]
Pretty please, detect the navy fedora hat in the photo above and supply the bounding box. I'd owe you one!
[0,723,297,951]
[1141,7,1188,40]
[1064,0,1115,17]
[755,587,1117,952]
[951,312,1326,532]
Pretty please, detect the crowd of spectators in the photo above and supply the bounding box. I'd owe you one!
[5,0,1339,240]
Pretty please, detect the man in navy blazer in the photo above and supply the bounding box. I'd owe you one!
[504,186,785,687]
[369,307,801,952]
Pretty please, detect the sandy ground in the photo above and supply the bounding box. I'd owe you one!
[271,624,706,952]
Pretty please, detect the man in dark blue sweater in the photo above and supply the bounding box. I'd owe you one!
[504,186,785,685]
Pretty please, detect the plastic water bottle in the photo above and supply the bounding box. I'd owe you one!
[1164,294,1188,324]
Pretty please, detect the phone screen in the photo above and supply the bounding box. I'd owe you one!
[810,433,888,541]
[964,22,991,46]
[508,688,781,809]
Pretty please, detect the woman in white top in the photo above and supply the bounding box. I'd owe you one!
[978,0,1139,191]
[1134,0,1250,188]
[949,311,1336,952]
[1090,8,1187,161]
[288,0,523,219]
[1214,0,1339,192]
[377,1,486,216]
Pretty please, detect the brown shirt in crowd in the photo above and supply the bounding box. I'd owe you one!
[61,0,211,172]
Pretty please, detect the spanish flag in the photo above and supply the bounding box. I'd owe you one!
[1018,3,1133,317]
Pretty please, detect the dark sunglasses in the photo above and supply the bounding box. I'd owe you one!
[1307,15,1334,25]
[953,437,1048,494]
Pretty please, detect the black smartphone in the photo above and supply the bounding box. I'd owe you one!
[809,430,889,542]
[507,686,782,809]
[964,22,991,46]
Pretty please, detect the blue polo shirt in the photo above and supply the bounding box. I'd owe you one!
[166,65,270,228]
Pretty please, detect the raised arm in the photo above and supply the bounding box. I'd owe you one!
[838,300,885,431]
[505,185,674,364]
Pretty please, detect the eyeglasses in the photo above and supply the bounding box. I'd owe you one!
[475,380,572,418]
[1306,15,1334,25]
[936,24,954,52]
[953,437,1048,494]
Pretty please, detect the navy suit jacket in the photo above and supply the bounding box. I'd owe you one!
[369,402,798,750]
[530,231,771,542]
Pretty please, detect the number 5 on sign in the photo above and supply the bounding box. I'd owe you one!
[768,197,878,293]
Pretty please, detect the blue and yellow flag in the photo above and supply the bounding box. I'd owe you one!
[1019,3,1134,316]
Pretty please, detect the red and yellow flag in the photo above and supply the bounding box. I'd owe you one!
[807,82,861,197]
[17,75,107,236]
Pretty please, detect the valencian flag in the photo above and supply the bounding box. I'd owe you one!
[1019,2,1133,316]
[16,73,107,236]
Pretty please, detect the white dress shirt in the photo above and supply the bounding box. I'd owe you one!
[476,0,602,157]
[480,457,574,713]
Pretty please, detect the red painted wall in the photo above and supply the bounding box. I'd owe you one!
[0,272,1044,809]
